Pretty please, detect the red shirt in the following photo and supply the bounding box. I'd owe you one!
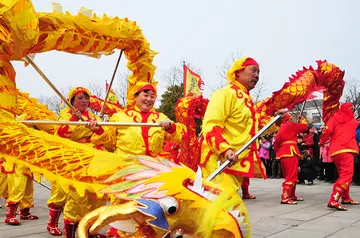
[274,120,308,159]
[319,116,358,156]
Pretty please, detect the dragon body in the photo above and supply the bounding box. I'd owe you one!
[0,1,347,237]
[0,1,250,237]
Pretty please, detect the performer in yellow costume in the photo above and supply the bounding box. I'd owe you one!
[94,81,186,236]
[47,87,106,237]
[201,57,283,190]
[0,165,8,208]
[3,114,40,225]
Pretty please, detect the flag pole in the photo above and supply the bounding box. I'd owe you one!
[183,61,186,96]
[99,50,124,120]
[25,56,86,122]
[298,101,307,123]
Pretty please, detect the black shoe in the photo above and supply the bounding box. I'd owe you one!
[308,181,314,186]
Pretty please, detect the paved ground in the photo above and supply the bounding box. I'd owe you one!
[0,178,360,237]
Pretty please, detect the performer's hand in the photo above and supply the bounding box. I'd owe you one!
[86,120,100,131]
[72,109,82,119]
[224,149,238,166]
[298,167,301,172]
[274,108,289,116]
[159,120,173,131]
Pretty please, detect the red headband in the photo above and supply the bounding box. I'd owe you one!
[137,84,156,93]
[242,57,259,67]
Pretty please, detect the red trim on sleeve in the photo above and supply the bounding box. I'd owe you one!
[166,123,176,134]
[57,125,71,138]
[205,126,229,151]
[93,126,104,135]
[69,115,80,121]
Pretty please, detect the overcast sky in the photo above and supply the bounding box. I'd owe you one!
[14,0,359,104]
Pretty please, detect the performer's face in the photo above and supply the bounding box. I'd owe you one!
[236,65,260,91]
[135,90,156,112]
[72,93,90,112]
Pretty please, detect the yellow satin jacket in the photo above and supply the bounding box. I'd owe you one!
[201,81,277,178]
[56,108,107,150]
[93,106,186,157]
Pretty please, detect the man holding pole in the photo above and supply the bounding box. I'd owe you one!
[200,57,285,195]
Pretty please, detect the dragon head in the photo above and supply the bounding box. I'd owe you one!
[99,155,249,238]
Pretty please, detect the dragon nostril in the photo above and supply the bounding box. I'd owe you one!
[176,236,183,238]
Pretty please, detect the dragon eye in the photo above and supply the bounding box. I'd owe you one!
[158,196,179,215]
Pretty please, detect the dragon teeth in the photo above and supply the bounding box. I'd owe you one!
[241,223,248,231]
[229,210,240,217]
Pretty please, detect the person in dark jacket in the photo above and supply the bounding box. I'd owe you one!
[298,145,317,185]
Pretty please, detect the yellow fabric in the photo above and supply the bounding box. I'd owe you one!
[16,89,59,134]
[201,80,278,178]
[201,161,243,190]
[0,171,8,199]
[47,183,67,206]
[0,60,17,116]
[64,188,106,223]
[56,108,108,150]
[226,57,249,82]
[48,184,105,223]
[0,115,128,199]
[93,106,186,158]
[49,108,108,223]
[6,164,34,209]
[0,0,39,60]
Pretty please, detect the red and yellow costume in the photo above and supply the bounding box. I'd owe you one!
[2,114,39,226]
[319,102,359,210]
[47,87,107,237]
[0,167,7,199]
[94,82,186,237]
[200,57,277,192]
[274,114,308,204]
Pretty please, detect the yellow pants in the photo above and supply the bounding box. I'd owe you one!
[6,166,34,209]
[201,158,243,190]
[0,172,8,199]
[48,184,105,223]
[201,160,252,238]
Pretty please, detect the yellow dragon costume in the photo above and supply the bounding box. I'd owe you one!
[0,0,346,237]
[0,0,250,237]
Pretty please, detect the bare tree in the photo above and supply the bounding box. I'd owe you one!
[163,61,202,88]
[38,95,62,115]
[115,69,130,106]
[88,81,104,98]
[344,77,360,116]
[251,80,267,104]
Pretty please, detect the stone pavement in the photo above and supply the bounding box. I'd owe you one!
[0,178,360,237]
